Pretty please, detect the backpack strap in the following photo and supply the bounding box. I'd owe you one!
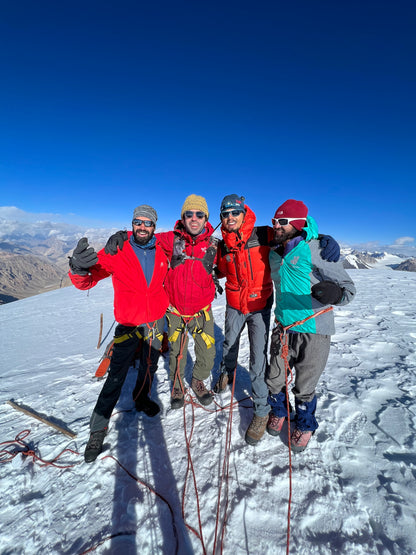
[170,235,219,276]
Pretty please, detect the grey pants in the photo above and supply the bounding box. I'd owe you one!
[267,328,331,402]
[167,308,215,384]
[220,303,271,417]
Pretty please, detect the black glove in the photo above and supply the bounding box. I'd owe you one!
[212,273,224,297]
[319,234,340,262]
[68,238,98,275]
[311,281,344,305]
[104,230,128,255]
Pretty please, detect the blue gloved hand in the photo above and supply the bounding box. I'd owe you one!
[104,230,128,255]
[319,234,340,262]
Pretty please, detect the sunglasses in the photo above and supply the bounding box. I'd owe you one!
[183,211,206,219]
[221,209,243,219]
[271,217,304,226]
[132,219,155,227]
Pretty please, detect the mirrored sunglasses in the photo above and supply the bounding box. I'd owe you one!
[184,211,205,219]
[132,219,155,227]
[220,209,243,219]
[271,217,303,226]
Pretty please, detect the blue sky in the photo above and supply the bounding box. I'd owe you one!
[0,1,415,248]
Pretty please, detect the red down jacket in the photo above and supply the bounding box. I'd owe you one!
[69,240,169,327]
[216,204,274,314]
[156,220,217,316]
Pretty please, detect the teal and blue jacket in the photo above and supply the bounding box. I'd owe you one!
[269,216,355,335]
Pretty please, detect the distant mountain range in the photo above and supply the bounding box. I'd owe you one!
[0,232,415,305]
[341,248,416,271]
[0,233,106,304]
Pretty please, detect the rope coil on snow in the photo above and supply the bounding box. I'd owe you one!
[0,430,80,468]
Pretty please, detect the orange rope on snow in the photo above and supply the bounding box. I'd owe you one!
[171,326,207,553]
[213,367,237,554]
[182,393,207,554]
[277,306,333,555]
[0,429,80,468]
[279,329,294,555]
[79,532,136,555]
[171,318,247,554]
[78,452,179,554]
[101,454,180,554]
[180,378,248,555]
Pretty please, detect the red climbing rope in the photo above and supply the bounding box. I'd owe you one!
[212,367,237,554]
[277,306,333,555]
[101,454,179,554]
[0,429,80,468]
[182,393,207,553]
[171,317,246,554]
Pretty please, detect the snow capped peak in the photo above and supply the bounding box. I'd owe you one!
[342,249,408,270]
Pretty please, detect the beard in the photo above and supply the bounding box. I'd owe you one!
[133,228,155,245]
[273,226,298,245]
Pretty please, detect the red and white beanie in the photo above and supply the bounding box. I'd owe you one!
[274,199,308,230]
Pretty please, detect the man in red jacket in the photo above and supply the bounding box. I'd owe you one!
[215,195,274,446]
[157,195,218,409]
[68,204,169,463]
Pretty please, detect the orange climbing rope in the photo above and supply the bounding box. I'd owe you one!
[276,306,333,555]
[0,429,80,468]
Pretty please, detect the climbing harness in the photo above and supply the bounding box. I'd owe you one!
[167,307,215,350]
[113,324,164,345]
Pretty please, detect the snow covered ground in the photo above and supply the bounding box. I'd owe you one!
[1,268,415,554]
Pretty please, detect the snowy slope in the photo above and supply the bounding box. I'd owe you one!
[1,269,416,554]
[371,252,405,268]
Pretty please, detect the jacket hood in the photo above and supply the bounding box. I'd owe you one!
[302,215,319,241]
[221,204,256,250]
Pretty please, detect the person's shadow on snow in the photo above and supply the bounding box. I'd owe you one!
[106,353,193,554]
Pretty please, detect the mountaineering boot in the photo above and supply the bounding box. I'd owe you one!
[191,377,213,406]
[289,397,317,452]
[135,395,160,417]
[171,386,185,409]
[290,397,318,451]
[245,414,269,445]
[266,413,286,436]
[84,428,107,463]
[213,372,229,393]
[290,428,313,453]
[213,371,234,393]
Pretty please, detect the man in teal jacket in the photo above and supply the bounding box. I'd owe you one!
[266,199,355,452]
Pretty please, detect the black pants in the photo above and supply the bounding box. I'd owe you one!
[90,320,163,432]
